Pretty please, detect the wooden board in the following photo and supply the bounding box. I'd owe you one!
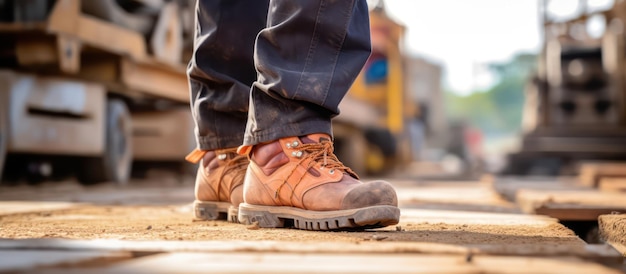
[0,250,130,272]
[397,183,519,213]
[598,214,626,256]
[599,178,626,192]
[0,201,79,216]
[54,252,623,274]
[488,176,589,202]
[516,189,626,220]
[579,162,626,187]
[2,208,622,262]
[0,180,193,205]
[132,109,195,161]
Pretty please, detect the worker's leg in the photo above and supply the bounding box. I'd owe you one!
[187,0,268,221]
[189,0,268,151]
[243,0,372,145]
[238,0,400,230]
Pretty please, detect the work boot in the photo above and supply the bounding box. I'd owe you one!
[185,148,248,222]
[237,134,400,230]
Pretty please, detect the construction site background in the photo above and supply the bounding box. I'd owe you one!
[1,0,626,273]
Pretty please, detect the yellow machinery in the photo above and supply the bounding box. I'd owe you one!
[333,5,418,175]
[0,0,418,181]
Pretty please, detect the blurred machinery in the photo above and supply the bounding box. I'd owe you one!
[0,0,196,184]
[0,0,436,182]
[503,0,626,175]
[333,2,421,175]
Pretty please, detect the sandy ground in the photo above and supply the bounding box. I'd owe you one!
[0,204,576,244]
[0,174,607,256]
[2,176,625,273]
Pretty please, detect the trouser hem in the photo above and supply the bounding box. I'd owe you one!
[197,135,244,151]
[243,120,332,146]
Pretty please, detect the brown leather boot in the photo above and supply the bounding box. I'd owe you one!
[236,134,400,230]
[186,148,248,222]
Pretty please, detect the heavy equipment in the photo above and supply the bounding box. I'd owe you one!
[503,0,626,175]
[0,0,195,184]
[0,0,425,182]
[334,2,420,175]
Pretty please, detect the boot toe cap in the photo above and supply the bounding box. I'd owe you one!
[341,180,398,210]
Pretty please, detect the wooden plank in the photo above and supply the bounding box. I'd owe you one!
[0,250,130,272]
[598,214,626,256]
[472,255,623,274]
[69,252,622,274]
[516,189,626,220]
[583,244,626,264]
[488,176,588,202]
[132,109,195,161]
[397,183,519,213]
[599,177,626,192]
[0,238,470,256]
[399,208,557,225]
[75,16,147,61]
[2,208,616,261]
[579,162,626,187]
[399,209,622,260]
[120,58,189,102]
[0,201,79,216]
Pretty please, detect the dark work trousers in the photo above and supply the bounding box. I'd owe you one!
[188,0,371,150]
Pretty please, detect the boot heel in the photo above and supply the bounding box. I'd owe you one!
[193,201,230,220]
[238,204,284,227]
[227,206,239,223]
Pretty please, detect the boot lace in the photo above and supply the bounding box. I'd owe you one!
[215,150,249,200]
[275,139,359,201]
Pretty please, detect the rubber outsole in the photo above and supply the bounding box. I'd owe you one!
[193,201,239,223]
[238,203,400,231]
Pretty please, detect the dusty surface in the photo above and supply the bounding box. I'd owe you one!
[0,204,583,253]
[1,176,624,273]
[599,214,626,256]
[0,178,572,245]
[0,204,567,241]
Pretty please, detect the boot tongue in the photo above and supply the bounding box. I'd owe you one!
[301,133,331,144]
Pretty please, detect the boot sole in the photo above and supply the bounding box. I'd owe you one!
[193,201,239,223]
[238,203,400,230]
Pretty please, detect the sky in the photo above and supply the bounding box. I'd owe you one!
[382,0,542,95]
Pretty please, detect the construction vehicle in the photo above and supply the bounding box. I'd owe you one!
[0,0,423,182]
[333,2,420,175]
[503,0,626,175]
[0,0,195,184]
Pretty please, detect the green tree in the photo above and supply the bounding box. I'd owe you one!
[445,53,536,136]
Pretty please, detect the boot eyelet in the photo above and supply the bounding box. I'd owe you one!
[217,154,227,160]
[329,169,335,174]
[291,151,303,158]
[291,141,299,148]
